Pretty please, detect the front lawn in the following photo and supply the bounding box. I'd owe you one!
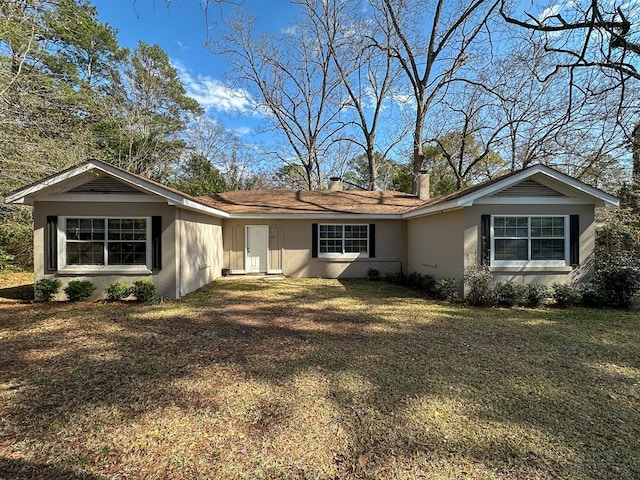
[0,277,638,479]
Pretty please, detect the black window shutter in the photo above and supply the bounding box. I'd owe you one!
[46,216,58,272]
[369,224,376,258]
[570,215,579,266]
[311,223,318,258]
[152,216,162,270]
[480,214,491,266]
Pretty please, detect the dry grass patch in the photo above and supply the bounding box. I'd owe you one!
[0,276,638,479]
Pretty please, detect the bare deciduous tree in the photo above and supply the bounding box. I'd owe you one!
[301,0,408,190]
[217,4,345,190]
[500,0,640,80]
[370,0,501,193]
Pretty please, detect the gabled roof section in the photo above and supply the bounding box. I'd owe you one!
[404,164,619,218]
[6,161,618,220]
[5,160,230,218]
[199,190,426,216]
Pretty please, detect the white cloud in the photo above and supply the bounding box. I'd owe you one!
[281,25,297,35]
[234,126,253,136]
[389,92,415,108]
[173,60,255,114]
[539,4,563,22]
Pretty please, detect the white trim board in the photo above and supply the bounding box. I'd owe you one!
[405,165,619,218]
[474,197,592,205]
[36,194,165,203]
[228,213,405,220]
[6,160,230,218]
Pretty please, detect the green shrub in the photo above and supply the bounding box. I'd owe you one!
[552,283,582,307]
[132,279,156,302]
[405,272,423,289]
[464,265,494,307]
[105,281,133,301]
[378,270,438,297]
[580,283,606,308]
[34,278,62,301]
[417,273,437,295]
[0,206,34,269]
[436,278,459,301]
[0,247,15,270]
[521,283,549,308]
[593,208,640,308]
[64,280,96,302]
[595,265,640,309]
[493,281,523,308]
[595,208,640,274]
[383,271,405,284]
[366,268,380,281]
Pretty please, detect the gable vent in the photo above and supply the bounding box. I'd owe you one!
[492,179,565,197]
[68,177,143,194]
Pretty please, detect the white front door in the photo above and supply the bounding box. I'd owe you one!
[245,226,269,273]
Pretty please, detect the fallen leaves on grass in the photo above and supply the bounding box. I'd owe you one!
[0,276,638,479]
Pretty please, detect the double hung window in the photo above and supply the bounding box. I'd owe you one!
[61,217,150,269]
[492,216,568,266]
[319,224,369,257]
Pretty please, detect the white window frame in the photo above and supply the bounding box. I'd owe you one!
[58,216,152,272]
[318,224,369,259]
[490,215,569,267]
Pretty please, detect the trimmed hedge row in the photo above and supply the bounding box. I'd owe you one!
[367,264,639,310]
[33,278,157,303]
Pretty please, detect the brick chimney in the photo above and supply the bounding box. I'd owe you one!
[328,177,343,191]
[417,170,430,200]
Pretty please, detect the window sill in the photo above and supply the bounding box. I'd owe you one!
[57,267,153,276]
[490,265,574,273]
[318,254,367,261]
[316,256,400,263]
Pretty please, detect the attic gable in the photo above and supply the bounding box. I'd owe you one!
[66,176,145,194]
[489,179,566,198]
[5,160,229,218]
[404,164,618,218]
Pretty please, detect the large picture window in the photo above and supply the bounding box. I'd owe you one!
[319,224,369,257]
[492,216,568,266]
[61,217,150,269]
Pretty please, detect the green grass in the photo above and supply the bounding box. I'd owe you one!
[0,275,638,479]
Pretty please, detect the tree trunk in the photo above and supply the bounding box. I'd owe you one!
[633,122,640,188]
[411,104,426,194]
[367,145,377,190]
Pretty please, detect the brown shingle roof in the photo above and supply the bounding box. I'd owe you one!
[198,190,427,215]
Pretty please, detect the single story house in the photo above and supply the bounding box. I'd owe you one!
[5,160,618,299]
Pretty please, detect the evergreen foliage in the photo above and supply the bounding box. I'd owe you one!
[64,280,96,301]
[105,281,133,301]
[34,278,62,301]
[132,279,156,302]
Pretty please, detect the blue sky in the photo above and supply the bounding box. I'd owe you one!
[91,0,634,181]
[92,0,299,137]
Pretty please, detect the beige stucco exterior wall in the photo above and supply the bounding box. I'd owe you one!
[406,209,465,279]
[463,203,595,285]
[33,201,178,299]
[175,209,223,298]
[222,219,406,278]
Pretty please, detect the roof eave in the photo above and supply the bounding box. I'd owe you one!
[227,212,407,219]
[5,162,95,204]
[6,160,230,218]
[402,200,464,218]
[404,165,619,216]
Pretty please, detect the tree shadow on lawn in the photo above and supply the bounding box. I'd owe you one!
[1,280,638,478]
[0,284,34,301]
[0,457,99,480]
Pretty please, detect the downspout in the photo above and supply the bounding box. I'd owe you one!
[176,208,182,299]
